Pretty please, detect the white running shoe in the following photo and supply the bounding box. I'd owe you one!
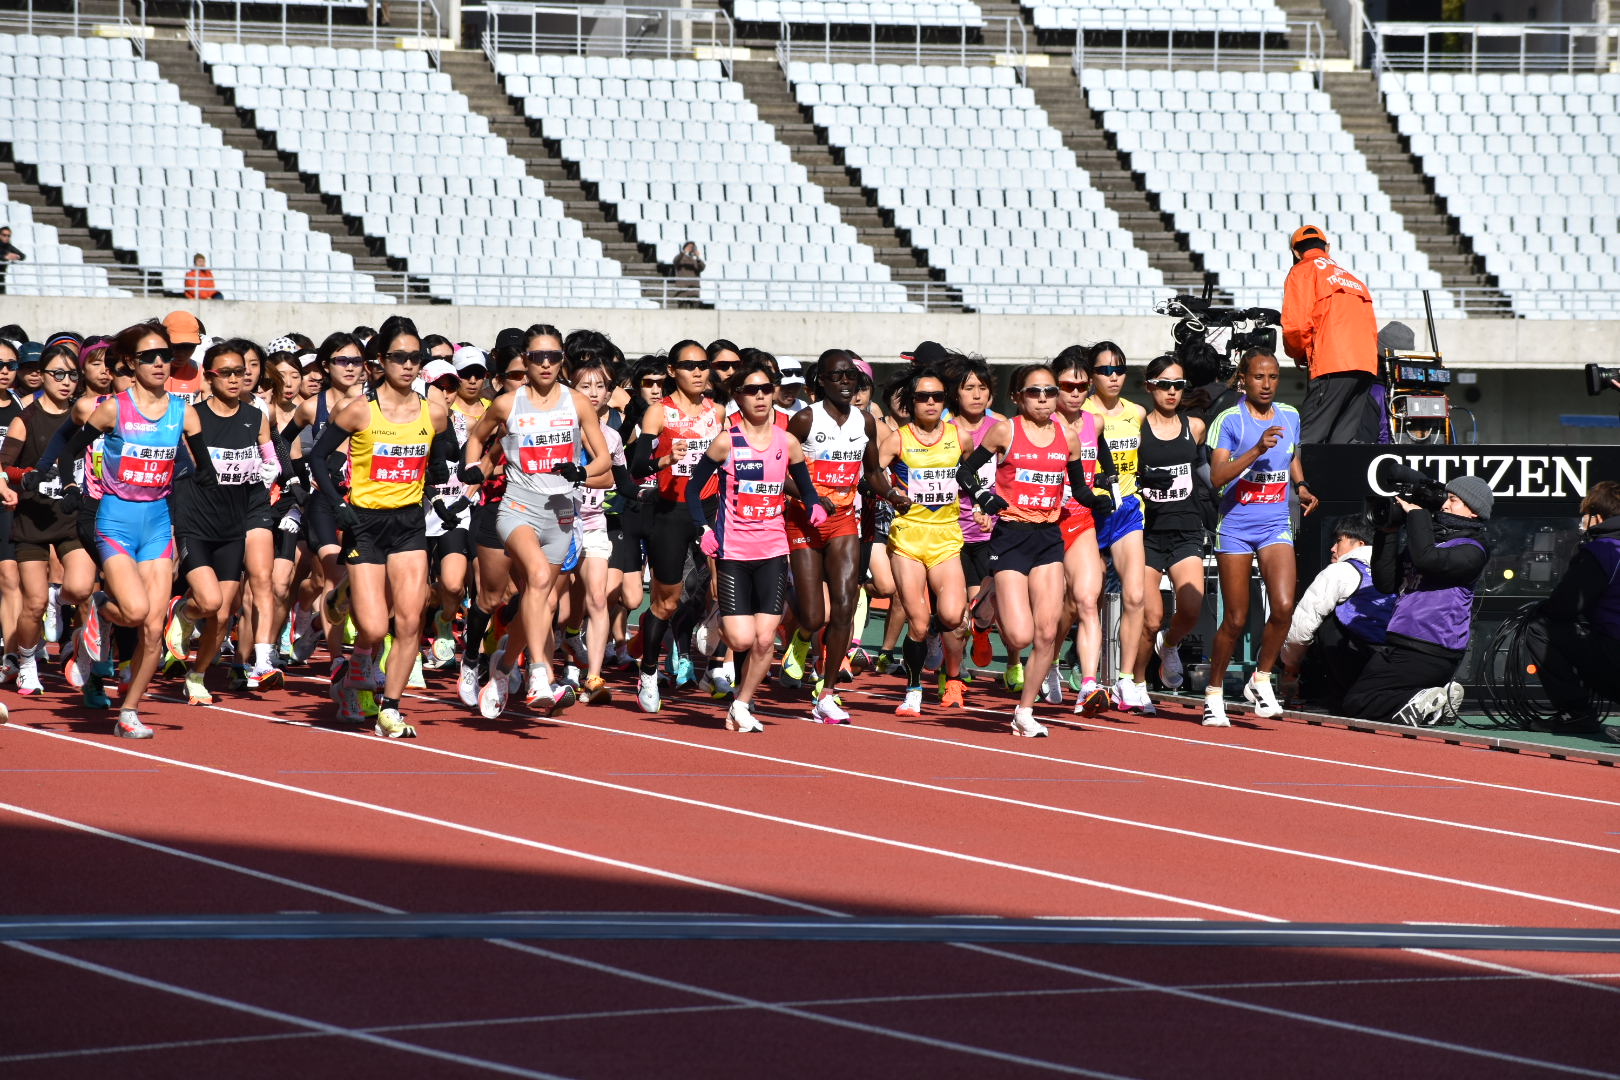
[1156,632,1185,690]
[895,688,924,716]
[1129,678,1157,715]
[1437,681,1465,725]
[15,650,42,697]
[811,693,850,725]
[478,666,511,720]
[1111,677,1141,713]
[726,700,764,733]
[1010,706,1048,738]
[1202,692,1231,727]
[458,660,480,707]
[1041,667,1064,705]
[1394,685,1450,727]
[1075,679,1110,717]
[636,670,661,713]
[114,708,153,739]
[1242,673,1284,719]
[375,707,417,739]
[525,664,552,710]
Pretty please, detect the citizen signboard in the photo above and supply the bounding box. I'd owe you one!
[1302,445,1620,514]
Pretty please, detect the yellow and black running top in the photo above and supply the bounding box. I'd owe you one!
[348,398,433,510]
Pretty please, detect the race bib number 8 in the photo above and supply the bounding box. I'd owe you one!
[370,442,428,484]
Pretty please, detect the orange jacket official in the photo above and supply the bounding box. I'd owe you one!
[1281,253,1377,378]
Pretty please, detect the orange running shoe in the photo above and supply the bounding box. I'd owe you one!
[940,678,966,708]
[971,629,992,669]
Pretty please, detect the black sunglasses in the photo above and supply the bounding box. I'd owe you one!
[329,355,365,368]
[134,348,174,366]
[502,368,527,381]
[671,359,709,372]
[912,390,947,403]
[1022,385,1059,399]
[525,350,564,366]
[208,367,248,379]
[639,377,664,388]
[1092,365,1128,377]
[459,368,486,380]
[734,382,774,397]
[0,360,17,372]
[383,350,425,366]
[1146,378,1188,391]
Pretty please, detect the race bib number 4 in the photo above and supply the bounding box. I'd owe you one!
[812,451,862,489]
[1234,468,1288,505]
[369,442,428,484]
[117,444,176,488]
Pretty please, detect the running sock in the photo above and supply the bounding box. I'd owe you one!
[378,696,399,713]
[253,643,273,670]
[1253,670,1273,683]
[639,613,671,675]
[902,635,927,691]
[463,604,490,664]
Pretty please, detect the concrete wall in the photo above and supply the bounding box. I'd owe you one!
[4,295,1617,443]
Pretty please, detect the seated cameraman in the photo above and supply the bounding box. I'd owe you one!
[1522,481,1620,742]
[1280,514,1394,708]
[1341,475,1492,725]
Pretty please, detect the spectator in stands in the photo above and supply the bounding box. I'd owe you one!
[1281,225,1378,445]
[672,241,705,308]
[163,311,205,397]
[0,227,23,295]
[184,254,222,301]
[776,357,809,414]
[1280,513,1394,708]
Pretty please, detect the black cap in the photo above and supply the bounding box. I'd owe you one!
[901,340,950,368]
[494,327,526,354]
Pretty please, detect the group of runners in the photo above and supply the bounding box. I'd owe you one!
[0,315,1320,740]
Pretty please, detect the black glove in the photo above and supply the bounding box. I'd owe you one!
[550,460,587,484]
[285,476,309,508]
[973,488,1009,516]
[432,496,468,527]
[457,462,485,486]
[638,484,660,505]
[60,484,82,516]
[21,465,53,494]
[1137,468,1176,493]
[336,500,361,533]
[1079,487,1115,516]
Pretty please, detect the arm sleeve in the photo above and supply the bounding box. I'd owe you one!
[32,416,81,476]
[628,431,660,479]
[1404,510,1488,584]
[685,454,720,531]
[954,443,994,494]
[427,423,458,484]
[269,426,294,482]
[279,417,305,447]
[307,420,350,500]
[185,431,218,485]
[1094,434,1115,480]
[62,422,100,470]
[1285,563,1358,649]
[789,459,819,510]
[0,433,25,476]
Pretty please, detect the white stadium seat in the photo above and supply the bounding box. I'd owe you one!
[734,1,984,27]
[1030,0,1284,33]
[0,180,127,298]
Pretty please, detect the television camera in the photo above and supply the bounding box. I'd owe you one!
[1155,291,1279,388]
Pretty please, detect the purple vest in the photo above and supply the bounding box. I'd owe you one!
[1384,537,1486,652]
[1333,558,1396,644]
[1582,536,1620,639]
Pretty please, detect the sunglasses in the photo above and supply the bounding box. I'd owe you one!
[1058,380,1088,393]
[43,368,80,382]
[383,350,425,366]
[329,355,365,368]
[459,368,486,380]
[671,359,709,372]
[912,390,947,404]
[502,369,527,381]
[712,359,738,370]
[734,382,774,397]
[208,367,247,379]
[134,348,174,366]
[0,360,18,372]
[639,377,664,388]
[1146,378,1189,391]
[1092,365,1128,377]
[1021,385,1060,399]
[526,350,565,366]
[823,368,857,381]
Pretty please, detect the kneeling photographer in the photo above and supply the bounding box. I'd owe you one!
[1280,513,1394,708]
[1519,481,1620,742]
[1341,466,1492,725]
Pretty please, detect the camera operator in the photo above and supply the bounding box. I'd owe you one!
[1279,514,1394,708]
[1520,481,1620,742]
[1281,225,1378,445]
[1341,475,1493,726]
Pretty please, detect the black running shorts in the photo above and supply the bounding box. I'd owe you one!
[718,556,789,618]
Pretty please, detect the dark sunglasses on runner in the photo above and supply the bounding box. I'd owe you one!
[1146,378,1189,392]
[329,354,365,367]
[525,350,564,366]
[134,348,174,366]
[1092,364,1128,377]
[1058,380,1088,393]
[639,377,664,388]
[384,350,426,366]
[734,382,774,397]
[912,390,947,403]
[43,368,80,382]
[502,368,527,381]
[671,359,709,372]
[208,366,248,379]
[1021,385,1059,399]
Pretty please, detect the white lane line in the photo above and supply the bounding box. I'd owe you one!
[1406,949,1620,998]
[4,941,576,1080]
[950,943,1620,1079]
[5,775,1608,1073]
[204,697,1620,921]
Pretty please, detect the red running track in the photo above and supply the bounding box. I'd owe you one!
[2,666,1617,1078]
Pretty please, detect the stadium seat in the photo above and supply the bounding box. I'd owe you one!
[733,0,984,27]
[1028,0,1284,33]
[0,180,127,298]
[1384,70,1620,319]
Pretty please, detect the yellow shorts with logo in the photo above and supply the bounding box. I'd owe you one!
[887,515,963,569]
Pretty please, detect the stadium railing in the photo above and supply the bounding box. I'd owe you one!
[186,0,446,62]
[1072,15,1325,76]
[1372,22,1620,74]
[0,0,148,54]
[775,16,1027,69]
[482,3,736,71]
[19,263,1606,318]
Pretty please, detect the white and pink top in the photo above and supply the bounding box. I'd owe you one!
[715,423,789,561]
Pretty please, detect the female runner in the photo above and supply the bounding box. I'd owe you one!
[686,356,826,732]
[1132,356,1207,698]
[949,356,1001,677]
[1203,349,1317,726]
[0,343,94,696]
[65,321,217,738]
[560,353,625,705]
[877,367,967,716]
[1051,349,1114,715]
[423,347,485,667]
[308,315,455,737]
[1080,341,1152,713]
[458,340,522,706]
[462,324,610,719]
[0,339,24,681]
[954,364,1096,737]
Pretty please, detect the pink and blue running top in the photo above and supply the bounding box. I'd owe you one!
[99,390,188,503]
[715,423,790,561]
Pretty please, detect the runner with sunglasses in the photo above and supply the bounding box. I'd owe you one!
[308,316,456,738]
[0,339,23,684]
[783,349,899,723]
[685,357,826,732]
[948,356,1001,680]
[955,364,1097,737]
[0,344,93,697]
[1133,356,1207,699]
[462,324,611,719]
[163,339,286,703]
[62,322,218,738]
[423,345,488,670]
[876,367,967,716]
[626,340,723,713]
